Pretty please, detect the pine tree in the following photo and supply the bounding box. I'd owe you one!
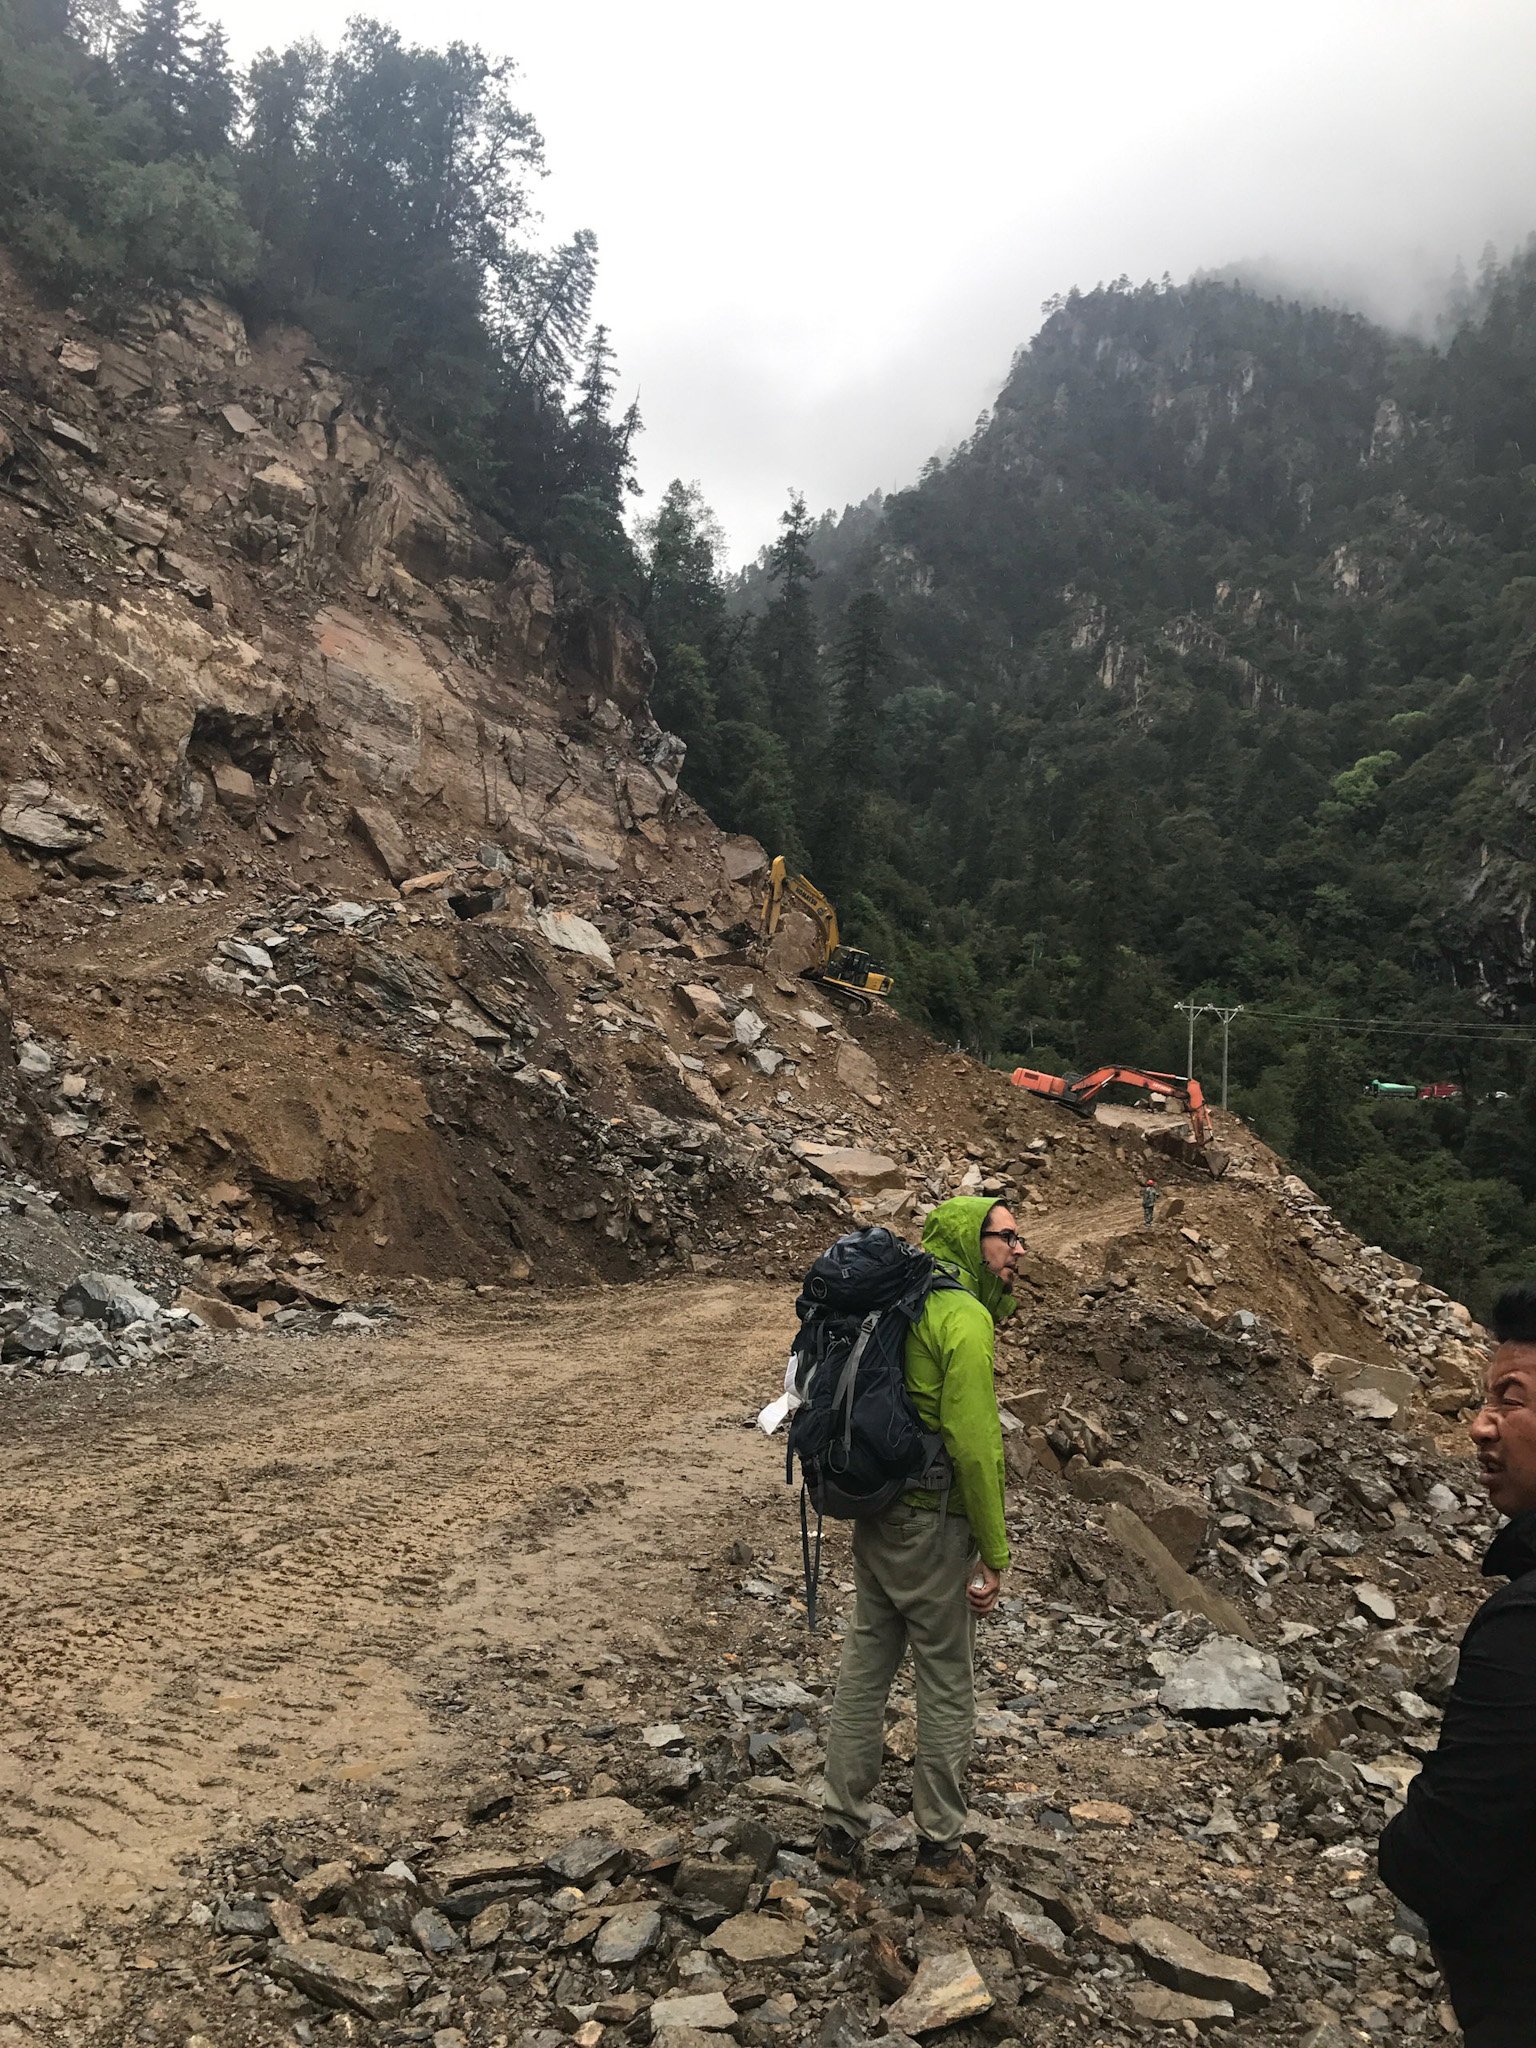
[572,323,616,435]
[509,229,597,395]
[118,0,198,144]
[754,490,824,775]
[182,19,237,156]
[816,591,886,887]
[240,41,321,254]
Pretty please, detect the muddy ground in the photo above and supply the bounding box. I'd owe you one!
[0,1282,798,2032]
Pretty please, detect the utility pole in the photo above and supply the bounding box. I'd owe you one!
[1209,1004,1244,1110]
[1174,999,1211,1082]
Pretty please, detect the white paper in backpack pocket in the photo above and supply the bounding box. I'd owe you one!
[757,1351,801,1435]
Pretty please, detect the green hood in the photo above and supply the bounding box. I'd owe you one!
[922,1196,1018,1325]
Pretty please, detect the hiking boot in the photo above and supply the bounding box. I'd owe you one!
[911,1838,976,1889]
[815,1824,861,1876]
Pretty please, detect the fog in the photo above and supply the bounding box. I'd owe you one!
[212,0,1536,560]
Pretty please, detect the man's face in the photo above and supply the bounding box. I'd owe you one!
[979,1205,1021,1293]
[1472,1343,1536,1516]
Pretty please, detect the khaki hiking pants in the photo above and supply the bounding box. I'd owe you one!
[821,1502,978,1848]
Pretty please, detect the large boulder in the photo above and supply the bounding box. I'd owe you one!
[1155,1636,1289,1721]
[1065,1458,1208,1566]
[266,1940,409,2020]
[528,908,615,970]
[795,1143,906,1197]
[58,1271,162,1330]
[1129,1917,1274,2013]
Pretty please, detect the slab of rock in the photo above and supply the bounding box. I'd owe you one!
[835,1040,880,1097]
[434,1846,539,1891]
[796,1144,906,1196]
[0,790,94,853]
[1343,1386,1401,1422]
[1315,1352,1418,1429]
[469,1900,512,1949]
[15,1039,52,1078]
[530,1795,658,1853]
[530,907,614,970]
[219,402,261,436]
[732,1008,767,1047]
[58,1271,161,1329]
[351,802,415,883]
[1125,1984,1234,2026]
[1104,1505,1253,1642]
[46,413,99,458]
[1070,1800,1133,1829]
[267,1938,409,2019]
[545,1832,626,1884]
[411,1905,459,1957]
[292,1859,353,1912]
[250,461,315,522]
[678,983,726,1022]
[883,1948,993,2034]
[177,1287,263,1334]
[721,836,767,883]
[1156,1635,1288,1721]
[706,1912,806,1962]
[57,340,101,382]
[9,1307,65,1357]
[989,1888,1070,1975]
[1066,1460,1208,1567]
[220,939,273,972]
[1355,1582,1397,1625]
[649,1992,737,2034]
[1128,1917,1274,2013]
[112,500,170,547]
[673,1857,756,1913]
[594,1904,662,1965]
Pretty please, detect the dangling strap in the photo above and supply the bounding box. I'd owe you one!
[917,1443,955,1548]
[833,1310,881,1457]
[800,1484,824,1632]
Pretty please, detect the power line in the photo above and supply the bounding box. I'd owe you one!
[1246,1008,1536,1043]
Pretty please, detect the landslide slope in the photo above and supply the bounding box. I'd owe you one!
[0,255,971,1296]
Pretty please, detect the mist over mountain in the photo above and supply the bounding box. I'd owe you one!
[1198,245,1515,346]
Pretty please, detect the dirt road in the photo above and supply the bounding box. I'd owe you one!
[0,1282,796,2026]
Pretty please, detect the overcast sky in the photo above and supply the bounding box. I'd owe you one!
[213,0,1536,561]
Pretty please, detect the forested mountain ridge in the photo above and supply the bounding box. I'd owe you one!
[651,256,1536,1309]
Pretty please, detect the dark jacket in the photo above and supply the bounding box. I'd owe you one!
[1379,1511,1536,2046]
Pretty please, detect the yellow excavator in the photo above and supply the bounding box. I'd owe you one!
[757,856,894,1013]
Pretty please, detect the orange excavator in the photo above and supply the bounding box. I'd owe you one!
[1010,1064,1227,1174]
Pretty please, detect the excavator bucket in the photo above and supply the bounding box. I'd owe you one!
[1145,1127,1230,1178]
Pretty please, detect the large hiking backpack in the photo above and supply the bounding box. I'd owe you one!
[785,1226,960,1626]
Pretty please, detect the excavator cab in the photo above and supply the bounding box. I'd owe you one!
[816,945,895,1012]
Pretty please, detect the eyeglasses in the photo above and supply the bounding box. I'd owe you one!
[981,1228,1022,1249]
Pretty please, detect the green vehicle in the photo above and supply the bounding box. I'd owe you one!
[1365,1078,1419,1098]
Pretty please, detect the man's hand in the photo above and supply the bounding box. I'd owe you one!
[967,1563,1002,1616]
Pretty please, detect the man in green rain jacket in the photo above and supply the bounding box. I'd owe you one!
[818,1195,1019,1888]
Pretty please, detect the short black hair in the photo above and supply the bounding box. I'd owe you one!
[1492,1286,1536,1346]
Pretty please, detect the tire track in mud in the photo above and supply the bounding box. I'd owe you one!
[0,1280,794,2019]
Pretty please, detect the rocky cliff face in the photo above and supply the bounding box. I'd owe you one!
[0,256,830,1294]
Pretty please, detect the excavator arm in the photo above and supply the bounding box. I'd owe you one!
[785,872,840,960]
[755,855,893,1011]
[1010,1062,1221,1166]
